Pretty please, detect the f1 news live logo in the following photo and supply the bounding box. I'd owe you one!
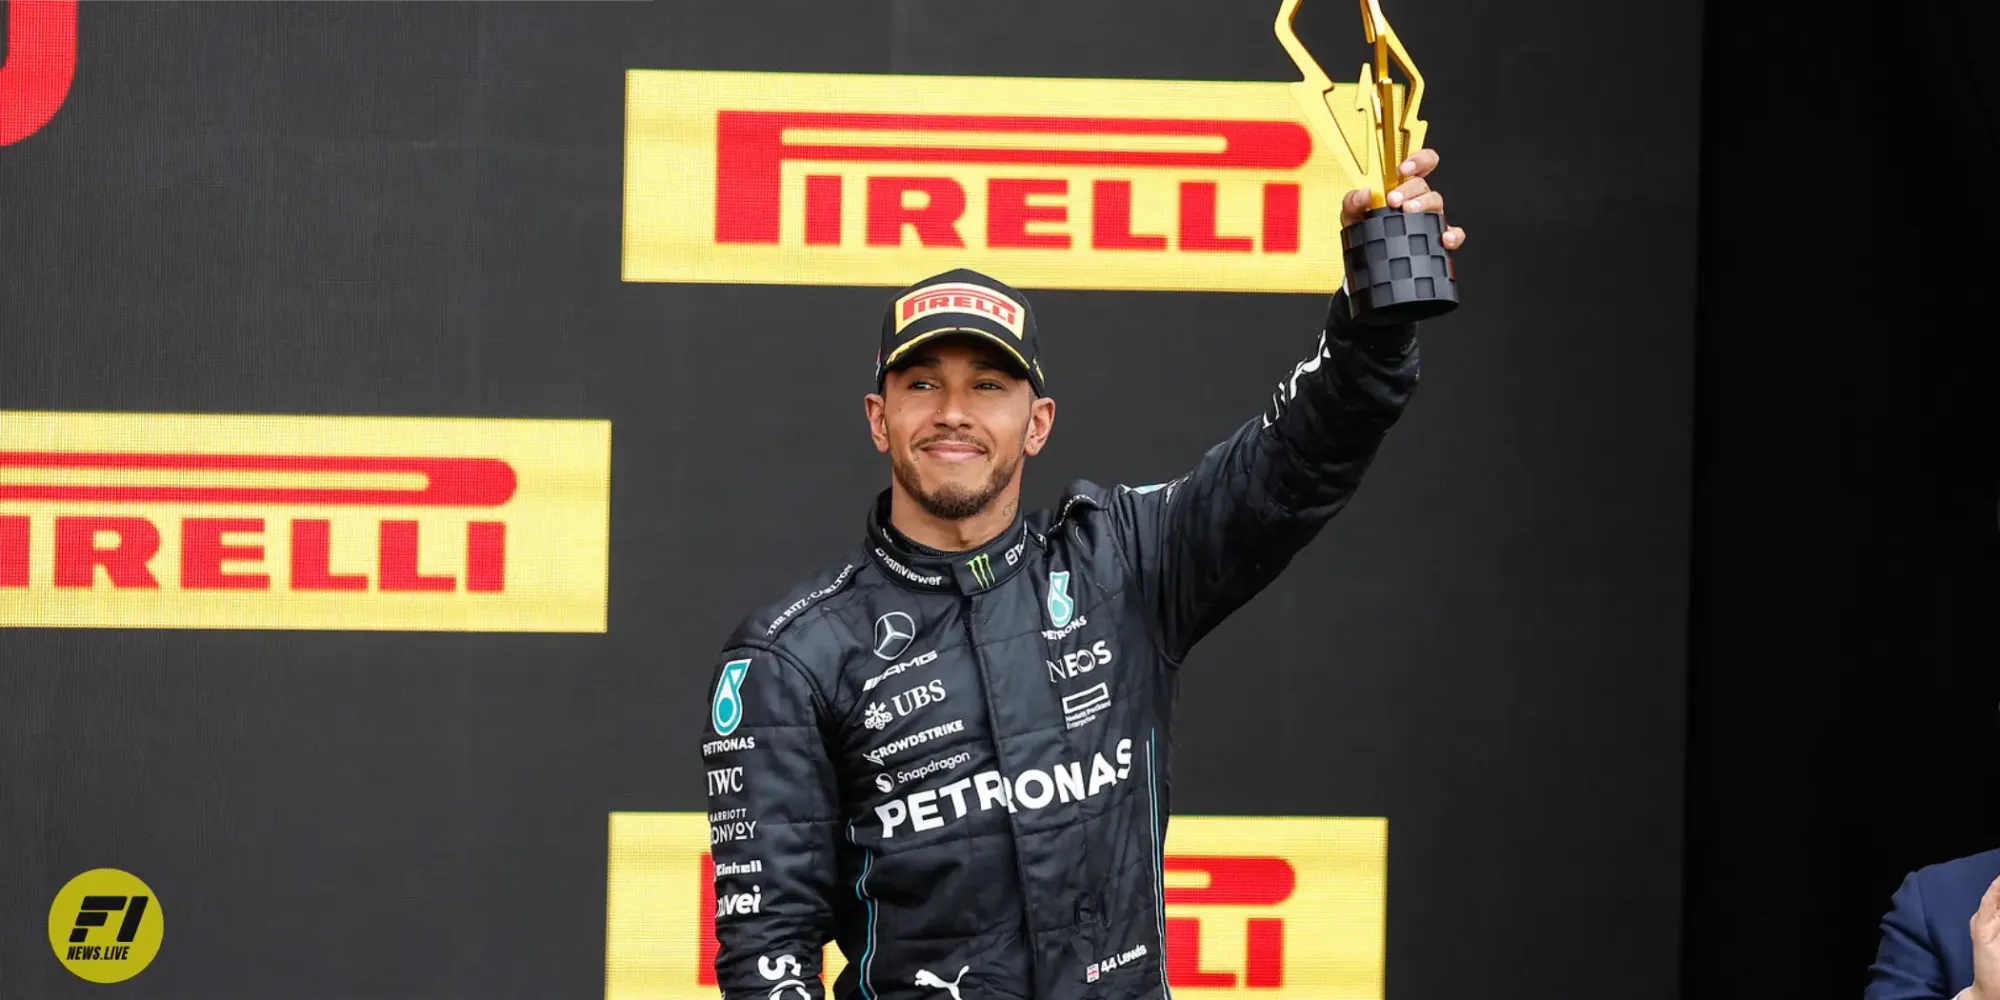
[1,0,79,146]
[602,813,1388,1000]
[621,70,1389,294]
[0,411,610,631]
[47,869,165,984]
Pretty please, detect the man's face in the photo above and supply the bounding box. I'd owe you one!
[865,337,1055,521]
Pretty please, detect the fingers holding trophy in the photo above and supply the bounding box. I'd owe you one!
[1278,0,1461,324]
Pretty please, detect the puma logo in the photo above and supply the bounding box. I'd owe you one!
[913,965,969,1000]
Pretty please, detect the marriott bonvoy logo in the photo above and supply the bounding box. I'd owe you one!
[0,411,610,631]
[622,70,1378,293]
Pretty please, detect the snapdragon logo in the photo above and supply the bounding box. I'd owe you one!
[875,739,1132,838]
[894,750,972,786]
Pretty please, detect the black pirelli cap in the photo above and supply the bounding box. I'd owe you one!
[874,268,1046,396]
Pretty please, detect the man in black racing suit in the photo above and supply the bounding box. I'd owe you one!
[701,152,1465,1000]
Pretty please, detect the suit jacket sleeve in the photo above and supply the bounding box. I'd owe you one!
[1112,290,1420,661]
[1868,871,1954,1000]
[702,643,840,1000]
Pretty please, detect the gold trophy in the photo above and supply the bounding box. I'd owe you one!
[1278,0,1459,324]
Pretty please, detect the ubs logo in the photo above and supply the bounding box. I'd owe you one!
[0,1,79,146]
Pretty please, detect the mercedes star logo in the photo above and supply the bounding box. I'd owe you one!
[873,611,916,660]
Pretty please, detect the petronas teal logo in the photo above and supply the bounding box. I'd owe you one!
[711,659,751,736]
[1046,571,1074,627]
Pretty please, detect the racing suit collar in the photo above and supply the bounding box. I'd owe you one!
[864,490,1030,595]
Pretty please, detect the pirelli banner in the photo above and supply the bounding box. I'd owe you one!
[0,411,612,631]
[623,71,1362,293]
[605,814,1388,999]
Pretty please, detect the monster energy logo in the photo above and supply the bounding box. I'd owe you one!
[966,553,996,589]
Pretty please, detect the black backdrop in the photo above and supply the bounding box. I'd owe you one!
[1684,0,2000,994]
[1,2,1699,998]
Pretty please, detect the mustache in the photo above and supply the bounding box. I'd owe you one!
[914,433,989,452]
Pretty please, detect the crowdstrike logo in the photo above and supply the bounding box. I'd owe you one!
[862,718,965,766]
[874,738,1133,838]
[873,611,917,660]
[875,548,945,588]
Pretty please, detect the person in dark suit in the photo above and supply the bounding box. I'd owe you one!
[1868,849,2000,999]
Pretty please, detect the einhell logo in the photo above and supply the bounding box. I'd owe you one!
[603,813,1386,1000]
[0,411,610,631]
[1,0,79,146]
[622,70,1386,293]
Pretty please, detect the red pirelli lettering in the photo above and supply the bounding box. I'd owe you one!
[182,518,270,590]
[1165,856,1297,988]
[715,111,1311,246]
[0,0,79,147]
[54,516,160,589]
[0,453,517,507]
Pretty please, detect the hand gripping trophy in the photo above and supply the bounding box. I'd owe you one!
[1278,0,1460,323]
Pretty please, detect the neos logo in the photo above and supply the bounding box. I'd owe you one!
[1,1,78,146]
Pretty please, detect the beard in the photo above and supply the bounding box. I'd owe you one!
[891,439,1022,521]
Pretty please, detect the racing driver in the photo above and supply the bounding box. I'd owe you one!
[701,151,1465,1000]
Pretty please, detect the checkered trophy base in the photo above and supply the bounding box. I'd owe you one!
[1341,205,1459,326]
